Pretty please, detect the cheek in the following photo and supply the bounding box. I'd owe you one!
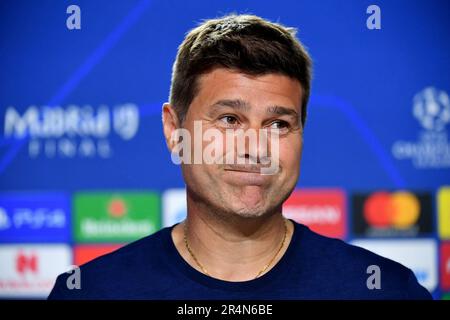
[279,138,302,173]
[182,162,219,191]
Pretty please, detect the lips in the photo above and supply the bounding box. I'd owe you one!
[224,164,263,173]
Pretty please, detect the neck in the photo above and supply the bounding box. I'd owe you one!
[171,192,293,281]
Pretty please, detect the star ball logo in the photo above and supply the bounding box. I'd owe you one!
[392,87,450,169]
[352,191,433,237]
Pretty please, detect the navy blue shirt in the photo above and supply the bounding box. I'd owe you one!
[48,222,431,300]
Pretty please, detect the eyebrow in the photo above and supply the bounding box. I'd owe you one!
[208,99,251,114]
[266,105,299,119]
[208,99,299,119]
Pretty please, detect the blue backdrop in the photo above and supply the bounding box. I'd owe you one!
[0,0,449,299]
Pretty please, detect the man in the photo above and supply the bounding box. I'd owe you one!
[49,14,431,299]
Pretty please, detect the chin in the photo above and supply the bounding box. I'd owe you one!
[220,186,282,217]
[227,201,274,219]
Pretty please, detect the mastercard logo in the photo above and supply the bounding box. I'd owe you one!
[363,191,420,229]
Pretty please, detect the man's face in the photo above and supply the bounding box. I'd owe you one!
[176,68,303,218]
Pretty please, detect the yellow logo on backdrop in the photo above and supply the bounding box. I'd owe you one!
[438,187,450,239]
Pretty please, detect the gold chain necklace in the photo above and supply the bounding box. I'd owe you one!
[183,219,288,279]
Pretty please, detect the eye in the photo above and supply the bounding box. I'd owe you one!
[269,120,290,130]
[219,115,240,127]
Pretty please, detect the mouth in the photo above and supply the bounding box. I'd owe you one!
[223,164,263,173]
[222,164,274,186]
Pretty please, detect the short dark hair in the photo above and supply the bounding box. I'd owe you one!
[169,14,312,127]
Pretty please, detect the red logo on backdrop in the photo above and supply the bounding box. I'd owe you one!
[363,191,420,229]
[108,198,127,218]
[74,245,123,266]
[283,189,346,239]
[441,243,450,290]
[16,252,38,275]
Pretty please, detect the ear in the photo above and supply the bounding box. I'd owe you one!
[162,103,180,152]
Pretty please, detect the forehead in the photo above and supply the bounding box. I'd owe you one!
[192,68,302,112]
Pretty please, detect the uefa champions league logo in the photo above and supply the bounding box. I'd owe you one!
[392,87,450,169]
[413,87,450,132]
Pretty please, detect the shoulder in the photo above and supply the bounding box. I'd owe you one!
[48,227,171,300]
[292,223,432,299]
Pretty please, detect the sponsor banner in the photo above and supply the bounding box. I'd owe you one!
[74,192,160,243]
[162,189,187,228]
[74,244,123,266]
[283,189,346,239]
[3,103,140,159]
[0,193,70,243]
[438,187,450,239]
[351,191,433,237]
[0,244,72,298]
[440,242,450,291]
[351,239,437,292]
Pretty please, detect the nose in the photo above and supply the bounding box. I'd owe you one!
[235,124,271,165]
